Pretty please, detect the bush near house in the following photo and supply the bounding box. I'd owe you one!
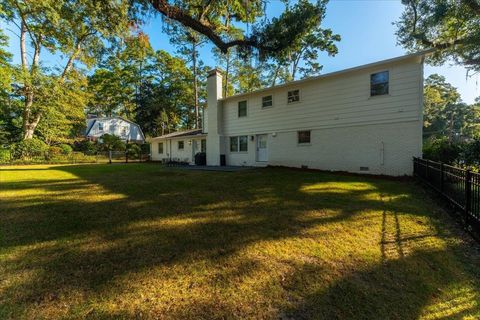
[423,137,480,170]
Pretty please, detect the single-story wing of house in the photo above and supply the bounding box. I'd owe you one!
[150,51,428,176]
[149,129,207,164]
[86,116,146,143]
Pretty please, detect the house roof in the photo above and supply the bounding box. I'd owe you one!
[220,50,434,102]
[85,116,146,141]
[149,129,206,140]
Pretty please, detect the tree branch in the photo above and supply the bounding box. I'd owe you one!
[462,0,480,15]
[149,0,260,53]
[60,31,96,81]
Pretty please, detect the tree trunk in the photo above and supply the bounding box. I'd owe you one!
[192,41,199,129]
[20,22,28,69]
[23,113,41,140]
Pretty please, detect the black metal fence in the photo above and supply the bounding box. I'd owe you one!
[413,157,480,233]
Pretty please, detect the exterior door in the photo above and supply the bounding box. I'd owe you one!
[256,134,268,162]
[192,140,198,162]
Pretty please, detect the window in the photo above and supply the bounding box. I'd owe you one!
[178,141,184,150]
[238,100,247,117]
[262,95,273,108]
[201,139,206,152]
[370,71,389,96]
[158,142,164,154]
[122,127,127,136]
[288,90,300,103]
[230,136,248,152]
[298,130,311,144]
[230,137,238,152]
[239,136,248,152]
[98,122,104,131]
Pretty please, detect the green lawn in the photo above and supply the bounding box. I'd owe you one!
[1,164,479,319]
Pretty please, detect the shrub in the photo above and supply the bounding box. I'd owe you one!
[126,143,141,158]
[10,138,48,159]
[0,148,11,163]
[47,146,64,157]
[100,134,125,151]
[463,138,480,168]
[423,137,462,164]
[59,144,73,155]
[75,140,98,155]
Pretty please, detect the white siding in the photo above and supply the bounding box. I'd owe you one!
[87,118,144,142]
[221,58,422,136]
[151,137,206,164]
[220,57,423,176]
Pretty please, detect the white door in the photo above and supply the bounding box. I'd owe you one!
[257,134,268,162]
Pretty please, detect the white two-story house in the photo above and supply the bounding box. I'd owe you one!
[85,116,145,143]
[150,52,426,176]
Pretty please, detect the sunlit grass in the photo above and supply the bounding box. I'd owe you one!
[0,164,479,319]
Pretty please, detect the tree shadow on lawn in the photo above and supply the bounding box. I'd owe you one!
[1,164,479,319]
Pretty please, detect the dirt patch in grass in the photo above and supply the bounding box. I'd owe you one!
[1,164,479,319]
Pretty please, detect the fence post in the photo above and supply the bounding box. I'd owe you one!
[465,169,472,227]
[440,162,444,193]
[413,157,416,176]
[425,159,429,179]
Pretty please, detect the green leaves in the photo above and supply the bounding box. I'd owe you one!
[423,74,479,142]
[396,0,480,72]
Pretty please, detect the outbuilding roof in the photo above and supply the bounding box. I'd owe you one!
[150,129,205,140]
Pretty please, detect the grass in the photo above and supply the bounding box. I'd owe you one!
[0,164,479,319]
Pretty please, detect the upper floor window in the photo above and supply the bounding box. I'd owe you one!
[98,122,104,131]
[288,90,300,103]
[158,142,164,154]
[370,71,389,96]
[262,95,273,108]
[178,141,184,150]
[298,130,311,144]
[238,100,247,117]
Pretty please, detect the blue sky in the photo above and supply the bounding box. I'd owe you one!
[4,0,479,103]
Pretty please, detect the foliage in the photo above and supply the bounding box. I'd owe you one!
[58,143,73,155]
[87,33,154,119]
[135,50,196,136]
[34,70,90,145]
[463,137,480,167]
[423,136,462,164]
[396,0,480,73]
[258,1,340,83]
[99,134,125,152]
[0,147,10,163]
[423,74,478,141]
[137,0,337,61]
[126,143,142,158]
[0,27,12,91]
[0,0,131,140]
[10,138,48,159]
[166,24,208,129]
[75,140,98,155]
